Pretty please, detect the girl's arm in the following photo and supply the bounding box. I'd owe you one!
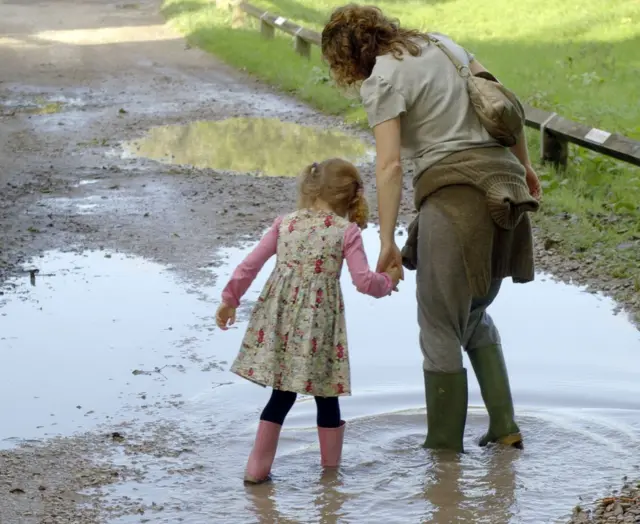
[343,223,394,298]
[221,217,282,308]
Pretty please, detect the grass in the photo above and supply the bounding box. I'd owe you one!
[162,0,640,317]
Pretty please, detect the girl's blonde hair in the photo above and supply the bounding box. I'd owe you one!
[297,158,369,229]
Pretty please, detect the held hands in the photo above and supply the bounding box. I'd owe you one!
[384,263,403,291]
[215,302,237,330]
[377,240,404,293]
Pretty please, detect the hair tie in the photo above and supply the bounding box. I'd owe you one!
[311,162,318,173]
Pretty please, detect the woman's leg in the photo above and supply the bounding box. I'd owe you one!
[416,202,470,452]
[315,397,345,467]
[245,390,297,484]
[464,288,523,448]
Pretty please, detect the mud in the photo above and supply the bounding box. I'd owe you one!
[1,0,640,522]
[569,481,640,523]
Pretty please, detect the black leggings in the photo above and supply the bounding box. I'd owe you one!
[260,389,341,428]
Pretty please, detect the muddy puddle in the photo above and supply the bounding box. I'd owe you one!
[1,230,639,523]
[122,118,372,176]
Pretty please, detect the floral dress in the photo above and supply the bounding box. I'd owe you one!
[221,209,393,397]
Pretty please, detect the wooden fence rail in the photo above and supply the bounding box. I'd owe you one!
[234,1,640,169]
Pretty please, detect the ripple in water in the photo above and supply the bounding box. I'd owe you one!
[1,226,639,522]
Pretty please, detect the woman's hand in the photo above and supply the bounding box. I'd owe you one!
[525,164,542,201]
[216,303,237,330]
[377,241,404,281]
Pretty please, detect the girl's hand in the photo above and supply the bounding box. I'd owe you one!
[385,264,402,291]
[216,303,237,330]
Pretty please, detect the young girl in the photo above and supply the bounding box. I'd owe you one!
[216,158,402,484]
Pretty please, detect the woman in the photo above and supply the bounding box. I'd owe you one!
[321,4,542,453]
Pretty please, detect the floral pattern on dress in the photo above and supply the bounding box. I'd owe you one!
[230,209,352,397]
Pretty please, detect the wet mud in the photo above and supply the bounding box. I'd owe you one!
[1,0,640,522]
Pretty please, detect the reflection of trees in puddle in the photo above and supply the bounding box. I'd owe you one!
[126,118,370,177]
[422,449,517,524]
[245,469,352,523]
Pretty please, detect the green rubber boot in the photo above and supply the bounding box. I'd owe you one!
[422,369,468,453]
[468,344,523,449]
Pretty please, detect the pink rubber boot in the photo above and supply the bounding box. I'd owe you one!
[244,420,282,484]
[318,420,346,467]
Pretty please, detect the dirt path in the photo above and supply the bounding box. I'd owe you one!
[0,0,638,522]
[0,0,378,288]
[0,0,365,521]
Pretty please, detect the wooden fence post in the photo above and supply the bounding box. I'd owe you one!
[542,130,569,169]
[231,0,245,28]
[539,113,569,170]
[294,30,311,59]
[215,0,245,28]
[260,15,275,39]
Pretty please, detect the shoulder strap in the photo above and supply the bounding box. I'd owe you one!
[427,35,469,78]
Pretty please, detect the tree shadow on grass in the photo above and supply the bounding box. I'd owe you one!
[267,0,328,26]
[161,0,208,21]
[263,0,455,26]
[375,0,455,5]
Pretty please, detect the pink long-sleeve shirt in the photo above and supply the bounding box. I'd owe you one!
[221,217,393,308]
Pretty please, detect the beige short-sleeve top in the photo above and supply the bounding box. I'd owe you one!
[360,33,500,176]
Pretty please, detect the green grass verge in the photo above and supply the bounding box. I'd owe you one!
[162,0,640,317]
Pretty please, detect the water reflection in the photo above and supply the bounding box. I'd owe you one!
[247,471,350,524]
[247,483,299,524]
[123,118,372,176]
[2,228,640,523]
[422,449,517,524]
[312,471,349,524]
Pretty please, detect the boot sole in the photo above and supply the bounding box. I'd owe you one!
[243,474,272,485]
[480,432,523,449]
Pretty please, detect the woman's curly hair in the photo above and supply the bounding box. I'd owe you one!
[321,4,428,88]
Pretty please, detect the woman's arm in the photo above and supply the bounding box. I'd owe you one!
[221,217,282,307]
[343,223,394,298]
[373,117,404,247]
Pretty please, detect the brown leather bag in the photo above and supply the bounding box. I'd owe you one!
[430,36,525,147]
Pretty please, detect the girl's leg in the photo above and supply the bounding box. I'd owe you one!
[315,396,345,467]
[245,390,297,484]
[260,389,297,425]
[315,396,341,428]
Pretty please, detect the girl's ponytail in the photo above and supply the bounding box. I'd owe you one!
[348,186,369,230]
[297,161,322,210]
[297,158,367,227]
